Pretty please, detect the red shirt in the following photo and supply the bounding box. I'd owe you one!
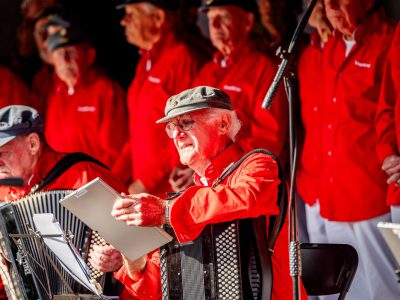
[127,32,203,195]
[0,145,126,298]
[116,143,307,300]
[45,69,131,183]
[297,34,325,206]
[194,42,288,159]
[0,66,30,107]
[376,23,400,205]
[299,10,395,221]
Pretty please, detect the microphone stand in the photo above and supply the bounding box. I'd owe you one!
[261,1,318,300]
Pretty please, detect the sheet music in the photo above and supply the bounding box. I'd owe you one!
[32,213,101,295]
[60,177,172,260]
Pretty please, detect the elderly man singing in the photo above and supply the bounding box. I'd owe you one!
[111,86,306,300]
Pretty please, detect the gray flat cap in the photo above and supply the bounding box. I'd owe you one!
[156,86,233,123]
[0,105,43,147]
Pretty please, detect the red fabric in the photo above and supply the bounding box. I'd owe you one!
[297,34,325,206]
[194,42,288,159]
[31,64,54,116]
[0,146,126,298]
[0,66,30,107]
[114,250,160,300]
[115,143,306,300]
[44,69,131,183]
[127,32,203,195]
[376,23,400,205]
[299,10,394,221]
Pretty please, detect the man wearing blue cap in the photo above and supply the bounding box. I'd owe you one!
[117,0,204,196]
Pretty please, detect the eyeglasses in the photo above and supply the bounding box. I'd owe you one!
[165,114,195,138]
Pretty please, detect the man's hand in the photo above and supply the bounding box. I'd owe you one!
[169,167,194,192]
[88,244,123,273]
[112,193,166,226]
[308,1,332,43]
[123,255,147,281]
[382,155,400,186]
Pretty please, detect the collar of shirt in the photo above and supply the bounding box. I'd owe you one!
[54,68,99,94]
[193,143,244,186]
[331,8,387,44]
[138,31,180,72]
[212,40,254,69]
[28,146,63,191]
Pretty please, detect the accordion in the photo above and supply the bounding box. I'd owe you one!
[160,217,271,300]
[0,190,105,300]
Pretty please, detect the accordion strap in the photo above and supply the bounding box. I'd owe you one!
[212,148,287,300]
[30,152,108,194]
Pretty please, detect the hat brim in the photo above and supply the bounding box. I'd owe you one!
[156,106,213,124]
[0,136,16,148]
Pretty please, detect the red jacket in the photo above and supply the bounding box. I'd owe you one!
[298,10,395,221]
[44,69,131,183]
[127,32,203,195]
[115,143,307,300]
[0,145,126,298]
[0,66,30,107]
[297,34,325,206]
[194,42,288,160]
[376,23,400,205]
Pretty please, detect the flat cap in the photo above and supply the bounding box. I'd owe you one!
[116,0,179,10]
[200,0,258,13]
[156,86,232,123]
[47,24,91,52]
[0,105,43,147]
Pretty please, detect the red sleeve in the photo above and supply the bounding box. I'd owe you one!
[375,25,400,163]
[170,154,280,243]
[114,250,161,300]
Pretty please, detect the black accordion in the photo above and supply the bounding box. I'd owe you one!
[0,190,105,300]
[160,217,271,300]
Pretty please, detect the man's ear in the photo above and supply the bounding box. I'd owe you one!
[244,12,255,34]
[153,8,166,29]
[86,46,96,65]
[218,113,231,135]
[26,133,41,156]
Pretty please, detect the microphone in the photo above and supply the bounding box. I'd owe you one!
[261,0,319,110]
[0,177,24,187]
[262,54,289,109]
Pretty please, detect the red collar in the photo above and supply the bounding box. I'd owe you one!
[193,143,244,186]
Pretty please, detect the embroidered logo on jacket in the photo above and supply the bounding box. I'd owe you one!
[354,60,371,69]
[223,85,242,93]
[77,106,96,112]
[148,76,161,84]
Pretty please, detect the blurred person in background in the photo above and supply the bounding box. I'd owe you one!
[44,23,131,184]
[117,0,204,195]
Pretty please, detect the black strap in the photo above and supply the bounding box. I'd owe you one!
[212,148,287,300]
[29,152,108,194]
[211,148,287,251]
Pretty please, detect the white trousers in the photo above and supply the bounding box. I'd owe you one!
[305,203,400,300]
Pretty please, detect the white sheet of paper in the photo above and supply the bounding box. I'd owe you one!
[60,177,173,260]
[32,213,100,295]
